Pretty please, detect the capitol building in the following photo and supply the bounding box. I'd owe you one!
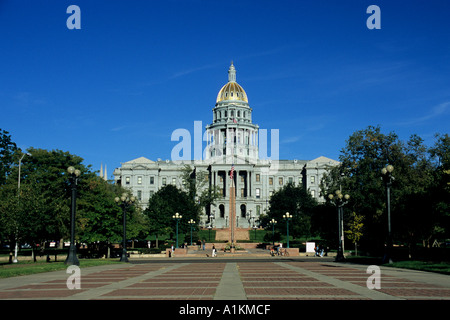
[113,62,339,228]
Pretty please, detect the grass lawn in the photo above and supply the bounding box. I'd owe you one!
[0,259,125,279]
[346,256,450,275]
[387,260,450,275]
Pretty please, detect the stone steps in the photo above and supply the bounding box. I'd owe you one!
[215,228,250,241]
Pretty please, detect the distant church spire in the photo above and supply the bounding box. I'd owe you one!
[228,61,236,83]
[100,163,107,181]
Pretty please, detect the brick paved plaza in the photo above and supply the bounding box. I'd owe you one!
[1,256,450,301]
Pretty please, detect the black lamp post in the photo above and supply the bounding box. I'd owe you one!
[65,166,81,266]
[328,190,350,262]
[188,219,195,246]
[115,193,135,262]
[172,212,182,248]
[282,212,292,248]
[269,219,277,247]
[381,164,394,264]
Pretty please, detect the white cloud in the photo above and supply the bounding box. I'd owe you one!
[397,101,450,126]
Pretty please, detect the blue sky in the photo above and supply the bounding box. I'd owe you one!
[1,0,449,177]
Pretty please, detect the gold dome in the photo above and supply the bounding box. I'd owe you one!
[216,61,248,103]
[216,81,248,103]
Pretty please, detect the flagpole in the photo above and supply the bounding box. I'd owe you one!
[229,125,236,252]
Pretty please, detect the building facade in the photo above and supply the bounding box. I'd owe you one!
[113,63,339,228]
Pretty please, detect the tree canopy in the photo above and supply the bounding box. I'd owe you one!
[320,126,450,256]
[0,130,144,257]
[143,184,199,244]
[262,183,318,240]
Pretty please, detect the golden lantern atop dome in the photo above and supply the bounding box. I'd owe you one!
[216,62,248,103]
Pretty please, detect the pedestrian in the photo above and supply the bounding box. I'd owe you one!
[212,245,217,257]
[202,239,206,251]
[314,245,320,257]
[277,243,282,255]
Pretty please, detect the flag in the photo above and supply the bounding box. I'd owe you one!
[230,164,235,180]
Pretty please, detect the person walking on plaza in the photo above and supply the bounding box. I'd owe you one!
[212,245,217,257]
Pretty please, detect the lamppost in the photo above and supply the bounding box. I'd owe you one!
[172,212,182,248]
[114,193,135,262]
[269,219,277,246]
[65,166,81,266]
[283,212,292,248]
[328,190,350,262]
[381,164,394,264]
[207,225,212,242]
[13,152,31,263]
[252,223,258,241]
[188,219,195,246]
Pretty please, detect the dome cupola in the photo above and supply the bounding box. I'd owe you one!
[216,62,248,103]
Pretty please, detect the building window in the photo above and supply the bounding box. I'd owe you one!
[256,205,260,215]
[240,204,246,218]
[289,177,293,184]
[125,177,130,185]
[137,190,142,201]
[162,178,166,185]
[311,176,315,184]
[219,204,225,218]
[150,191,154,198]
[269,177,273,185]
[279,177,283,185]
[150,176,154,184]
[311,190,316,198]
[256,174,260,182]
[256,188,260,199]
[241,188,245,197]
[172,177,176,185]
[137,176,142,184]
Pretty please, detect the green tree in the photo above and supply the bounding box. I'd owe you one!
[345,212,364,256]
[0,147,89,260]
[265,183,318,241]
[179,165,221,221]
[321,126,445,257]
[428,133,450,242]
[77,178,121,244]
[144,185,198,247]
[0,129,18,186]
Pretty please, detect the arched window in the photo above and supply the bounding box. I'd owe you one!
[240,204,246,218]
[219,204,225,218]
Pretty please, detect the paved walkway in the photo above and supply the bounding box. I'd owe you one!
[1,256,450,300]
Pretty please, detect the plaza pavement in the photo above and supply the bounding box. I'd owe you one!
[1,250,450,301]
